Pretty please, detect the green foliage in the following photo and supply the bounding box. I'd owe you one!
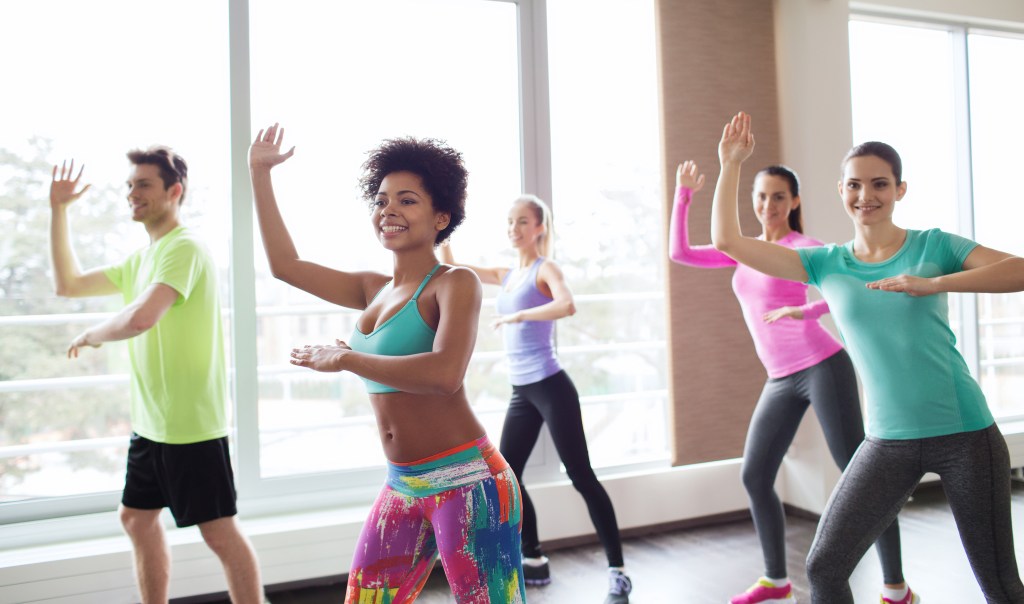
[0,140,135,491]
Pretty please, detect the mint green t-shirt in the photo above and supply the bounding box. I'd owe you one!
[797,228,992,440]
[105,226,228,444]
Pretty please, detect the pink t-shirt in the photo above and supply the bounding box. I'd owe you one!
[669,186,843,378]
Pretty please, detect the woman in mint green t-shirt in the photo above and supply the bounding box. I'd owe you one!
[708,112,1024,604]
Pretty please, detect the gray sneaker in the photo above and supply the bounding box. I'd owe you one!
[522,555,551,586]
[604,569,631,604]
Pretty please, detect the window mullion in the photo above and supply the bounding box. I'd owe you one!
[952,26,981,377]
[513,0,562,481]
[518,0,553,204]
[228,0,263,495]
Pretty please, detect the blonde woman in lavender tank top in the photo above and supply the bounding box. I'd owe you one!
[441,195,631,604]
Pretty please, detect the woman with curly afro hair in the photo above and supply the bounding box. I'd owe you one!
[249,124,525,604]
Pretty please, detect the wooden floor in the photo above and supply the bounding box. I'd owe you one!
[233,481,1023,604]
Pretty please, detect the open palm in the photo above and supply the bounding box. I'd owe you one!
[50,159,91,209]
[676,160,706,192]
[250,123,296,170]
[718,112,755,165]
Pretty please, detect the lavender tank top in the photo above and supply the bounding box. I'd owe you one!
[494,257,562,386]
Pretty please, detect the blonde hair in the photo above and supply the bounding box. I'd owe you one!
[514,194,554,258]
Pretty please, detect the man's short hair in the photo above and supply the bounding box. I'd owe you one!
[127,146,189,204]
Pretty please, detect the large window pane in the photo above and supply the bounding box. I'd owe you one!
[547,0,667,467]
[0,1,230,505]
[849,20,959,233]
[848,19,967,358]
[249,0,522,478]
[968,32,1024,419]
[850,18,1024,422]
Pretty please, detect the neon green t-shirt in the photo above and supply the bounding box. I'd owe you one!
[797,228,992,440]
[105,226,228,444]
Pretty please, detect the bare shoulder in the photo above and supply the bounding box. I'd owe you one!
[538,258,568,282]
[539,257,564,272]
[437,264,482,294]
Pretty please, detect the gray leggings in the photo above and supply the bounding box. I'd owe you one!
[742,349,903,581]
[807,423,1024,603]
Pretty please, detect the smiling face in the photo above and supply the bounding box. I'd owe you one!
[838,154,907,226]
[507,201,545,251]
[752,173,799,232]
[372,171,450,251]
[126,163,181,228]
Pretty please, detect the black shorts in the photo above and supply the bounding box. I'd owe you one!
[121,433,238,528]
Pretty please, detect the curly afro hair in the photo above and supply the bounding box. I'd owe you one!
[358,137,468,245]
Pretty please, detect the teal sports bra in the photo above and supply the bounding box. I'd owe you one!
[349,264,442,394]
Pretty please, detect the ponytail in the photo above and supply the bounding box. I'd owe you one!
[514,194,554,258]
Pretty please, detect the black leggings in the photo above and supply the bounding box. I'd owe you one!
[806,424,1024,603]
[499,370,624,567]
[742,350,903,581]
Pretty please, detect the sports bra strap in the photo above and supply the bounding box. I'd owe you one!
[411,264,442,301]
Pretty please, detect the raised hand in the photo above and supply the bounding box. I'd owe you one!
[676,160,706,192]
[50,159,91,209]
[249,123,296,170]
[866,274,938,297]
[718,112,755,165]
[290,339,351,372]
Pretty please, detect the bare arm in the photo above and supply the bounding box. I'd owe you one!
[492,259,575,327]
[438,242,508,285]
[49,161,119,297]
[866,245,1024,296]
[710,113,808,282]
[68,283,179,358]
[249,124,385,309]
[289,267,483,395]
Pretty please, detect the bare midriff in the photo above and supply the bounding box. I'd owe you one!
[369,386,487,463]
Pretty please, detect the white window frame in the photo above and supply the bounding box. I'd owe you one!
[0,0,669,528]
[850,9,1024,422]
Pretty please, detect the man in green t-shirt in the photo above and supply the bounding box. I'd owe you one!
[49,148,263,603]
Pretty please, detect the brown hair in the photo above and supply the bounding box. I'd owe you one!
[842,141,903,184]
[755,165,803,233]
[126,146,188,204]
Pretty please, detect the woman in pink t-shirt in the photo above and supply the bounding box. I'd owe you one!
[669,161,910,604]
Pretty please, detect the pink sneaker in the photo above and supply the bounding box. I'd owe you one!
[730,577,795,604]
[880,588,920,604]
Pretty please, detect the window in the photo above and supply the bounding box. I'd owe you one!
[247,0,522,486]
[0,0,666,524]
[0,0,230,511]
[849,17,1024,420]
[966,32,1024,419]
[546,0,667,467]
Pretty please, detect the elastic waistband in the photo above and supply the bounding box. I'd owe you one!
[387,436,509,497]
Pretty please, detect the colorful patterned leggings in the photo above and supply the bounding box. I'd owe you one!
[345,436,525,604]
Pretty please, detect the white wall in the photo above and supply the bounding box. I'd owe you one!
[772,0,858,515]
